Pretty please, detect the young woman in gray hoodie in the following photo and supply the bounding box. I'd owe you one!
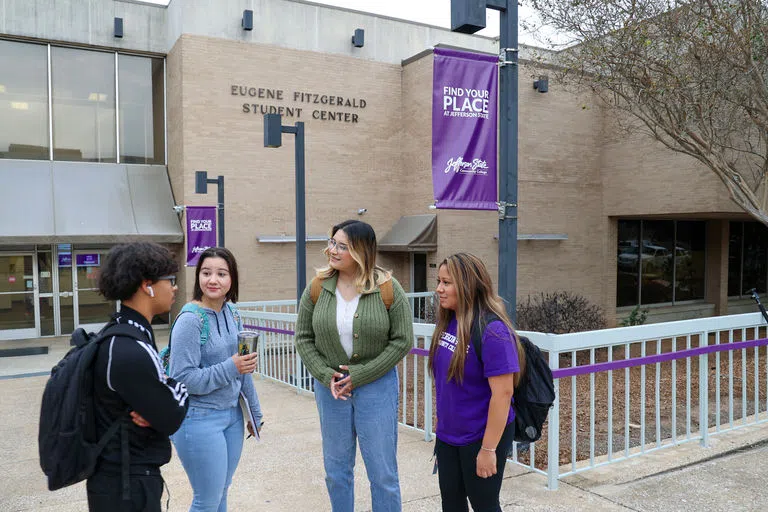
[169,247,262,512]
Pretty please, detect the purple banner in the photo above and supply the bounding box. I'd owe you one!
[432,48,498,210]
[186,206,217,266]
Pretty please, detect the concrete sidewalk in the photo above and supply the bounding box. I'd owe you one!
[1,336,768,511]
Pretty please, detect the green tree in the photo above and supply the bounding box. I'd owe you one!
[527,0,768,224]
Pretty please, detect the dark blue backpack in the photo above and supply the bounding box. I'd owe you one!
[471,313,555,443]
[38,324,141,491]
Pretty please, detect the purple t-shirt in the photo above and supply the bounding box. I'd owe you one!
[433,317,520,446]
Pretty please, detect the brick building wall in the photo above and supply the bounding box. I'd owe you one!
[167,34,745,323]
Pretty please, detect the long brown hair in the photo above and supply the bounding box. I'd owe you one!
[314,220,391,293]
[428,253,525,385]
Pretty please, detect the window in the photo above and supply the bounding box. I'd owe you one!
[0,40,49,159]
[52,47,116,162]
[119,55,165,164]
[617,219,706,307]
[728,221,768,296]
[674,221,706,301]
[0,39,166,164]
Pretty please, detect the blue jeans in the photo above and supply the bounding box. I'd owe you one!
[171,405,244,512]
[314,368,402,512]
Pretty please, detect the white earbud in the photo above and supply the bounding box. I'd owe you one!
[148,286,155,298]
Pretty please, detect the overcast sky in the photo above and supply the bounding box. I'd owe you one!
[141,0,555,47]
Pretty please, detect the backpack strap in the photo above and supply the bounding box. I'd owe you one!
[226,302,242,331]
[310,276,323,305]
[180,303,210,345]
[379,280,394,311]
[160,303,211,375]
[470,312,502,366]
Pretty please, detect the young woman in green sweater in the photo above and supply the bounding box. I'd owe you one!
[295,219,414,512]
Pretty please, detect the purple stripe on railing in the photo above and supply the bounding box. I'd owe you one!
[243,324,296,336]
[244,322,768,379]
[243,324,430,356]
[551,337,768,379]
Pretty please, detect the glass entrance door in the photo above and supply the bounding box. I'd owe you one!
[73,250,116,331]
[0,254,38,340]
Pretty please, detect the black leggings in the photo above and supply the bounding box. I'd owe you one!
[435,422,515,512]
[87,466,164,512]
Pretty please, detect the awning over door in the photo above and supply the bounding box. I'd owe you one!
[0,160,183,244]
[378,214,437,252]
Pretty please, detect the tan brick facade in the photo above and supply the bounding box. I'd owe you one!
[167,35,747,324]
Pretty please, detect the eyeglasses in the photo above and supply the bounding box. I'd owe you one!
[327,238,349,253]
[158,275,177,287]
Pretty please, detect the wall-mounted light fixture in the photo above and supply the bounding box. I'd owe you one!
[114,17,123,38]
[533,76,549,93]
[352,28,364,48]
[242,10,254,31]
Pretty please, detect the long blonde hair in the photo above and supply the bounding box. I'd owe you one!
[429,252,525,385]
[315,219,391,293]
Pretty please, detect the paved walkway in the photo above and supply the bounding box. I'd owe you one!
[2,335,768,511]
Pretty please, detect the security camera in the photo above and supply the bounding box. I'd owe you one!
[357,208,367,215]
[173,205,185,214]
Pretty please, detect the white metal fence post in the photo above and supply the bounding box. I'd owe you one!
[547,348,560,490]
[699,331,709,447]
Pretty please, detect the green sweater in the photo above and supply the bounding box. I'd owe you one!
[294,274,414,388]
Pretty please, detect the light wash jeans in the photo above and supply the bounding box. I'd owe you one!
[315,367,402,512]
[171,405,244,512]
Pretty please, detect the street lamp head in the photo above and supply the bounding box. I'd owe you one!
[450,0,486,34]
[264,113,283,148]
[352,28,365,48]
[533,76,549,93]
[195,171,208,194]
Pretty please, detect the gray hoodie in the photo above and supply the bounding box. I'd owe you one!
[168,302,262,424]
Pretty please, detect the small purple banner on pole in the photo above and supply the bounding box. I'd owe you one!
[186,206,217,266]
[432,47,498,210]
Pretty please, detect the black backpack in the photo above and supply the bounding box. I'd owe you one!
[471,314,555,443]
[38,323,141,491]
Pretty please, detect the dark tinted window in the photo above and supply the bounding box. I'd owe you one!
[743,222,768,294]
[617,220,707,306]
[617,220,640,307]
[675,221,706,301]
[728,222,743,296]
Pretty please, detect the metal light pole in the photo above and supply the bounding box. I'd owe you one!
[451,0,519,322]
[264,113,306,305]
[195,171,225,247]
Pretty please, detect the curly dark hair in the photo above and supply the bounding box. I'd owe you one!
[192,247,239,303]
[98,242,179,301]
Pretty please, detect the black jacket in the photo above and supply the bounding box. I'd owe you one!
[92,306,189,469]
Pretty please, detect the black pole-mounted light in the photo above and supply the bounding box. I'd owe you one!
[352,28,364,48]
[533,76,549,93]
[242,10,254,31]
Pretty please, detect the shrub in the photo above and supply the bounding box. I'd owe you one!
[620,305,648,327]
[515,291,606,334]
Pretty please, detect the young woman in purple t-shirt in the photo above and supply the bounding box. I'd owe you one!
[428,253,525,512]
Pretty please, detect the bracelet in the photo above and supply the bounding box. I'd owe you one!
[480,446,496,453]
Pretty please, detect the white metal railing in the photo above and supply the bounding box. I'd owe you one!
[239,292,436,322]
[239,308,768,490]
